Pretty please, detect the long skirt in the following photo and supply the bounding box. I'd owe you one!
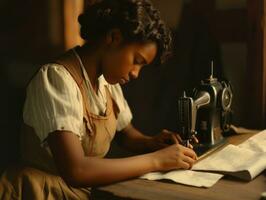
[0,165,91,200]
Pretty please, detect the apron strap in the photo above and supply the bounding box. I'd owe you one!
[55,49,94,135]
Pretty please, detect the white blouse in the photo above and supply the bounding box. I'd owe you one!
[23,59,132,142]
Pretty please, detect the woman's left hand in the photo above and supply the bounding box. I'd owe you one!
[147,129,183,151]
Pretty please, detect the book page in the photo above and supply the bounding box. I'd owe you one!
[192,144,266,180]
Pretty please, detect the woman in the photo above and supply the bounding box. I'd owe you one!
[0,0,197,199]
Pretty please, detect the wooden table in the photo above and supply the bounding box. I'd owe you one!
[93,132,266,200]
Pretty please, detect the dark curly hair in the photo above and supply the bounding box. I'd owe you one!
[78,0,172,65]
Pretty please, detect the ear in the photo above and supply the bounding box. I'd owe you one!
[105,29,123,46]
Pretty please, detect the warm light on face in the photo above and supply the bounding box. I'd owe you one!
[102,41,157,85]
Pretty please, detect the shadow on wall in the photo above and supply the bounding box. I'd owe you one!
[0,0,63,173]
[0,58,40,174]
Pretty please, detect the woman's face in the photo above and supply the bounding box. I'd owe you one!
[101,41,157,85]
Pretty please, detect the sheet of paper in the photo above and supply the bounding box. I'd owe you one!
[238,130,266,152]
[140,170,223,188]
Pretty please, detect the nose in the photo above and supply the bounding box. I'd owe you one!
[129,66,141,79]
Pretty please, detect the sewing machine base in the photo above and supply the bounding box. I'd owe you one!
[193,138,227,160]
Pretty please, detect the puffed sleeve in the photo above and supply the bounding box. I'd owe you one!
[108,84,133,131]
[23,64,84,142]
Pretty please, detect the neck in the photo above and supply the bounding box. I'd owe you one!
[75,44,102,91]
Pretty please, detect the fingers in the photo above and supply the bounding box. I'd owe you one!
[182,155,196,169]
[178,148,197,169]
[181,145,197,160]
[157,144,198,171]
[171,134,179,144]
[161,129,182,144]
[160,129,199,146]
[180,145,197,161]
[179,161,190,170]
[174,134,183,143]
[191,135,199,144]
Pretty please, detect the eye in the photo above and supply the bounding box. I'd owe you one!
[134,57,143,65]
[134,53,147,66]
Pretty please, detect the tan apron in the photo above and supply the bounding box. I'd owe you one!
[0,49,119,200]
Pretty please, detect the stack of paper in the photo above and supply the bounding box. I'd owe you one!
[192,144,266,180]
[192,130,266,180]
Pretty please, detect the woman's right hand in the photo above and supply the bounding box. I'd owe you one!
[151,144,197,171]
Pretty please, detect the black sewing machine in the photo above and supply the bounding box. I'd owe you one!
[178,63,233,158]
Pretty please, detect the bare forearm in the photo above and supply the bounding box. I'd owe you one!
[48,131,196,188]
[71,153,157,187]
[120,124,183,154]
[48,131,157,187]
